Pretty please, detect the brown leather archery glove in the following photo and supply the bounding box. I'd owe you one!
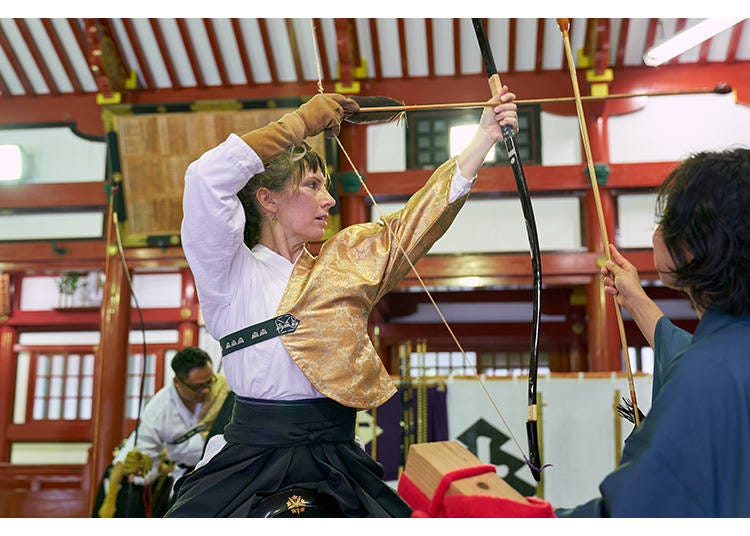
[296,93,359,138]
[241,93,359,163]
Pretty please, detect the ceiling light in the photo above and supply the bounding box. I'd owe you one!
[0,145,24,181]
[643,18,747,67]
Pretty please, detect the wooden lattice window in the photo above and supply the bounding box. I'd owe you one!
[125,352,159,419]
[29,350,95,421]
[25,346,171,424]
[400,347,551,378]
[406,104,541,170]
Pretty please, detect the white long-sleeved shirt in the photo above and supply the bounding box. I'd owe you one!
[113,384,204,484]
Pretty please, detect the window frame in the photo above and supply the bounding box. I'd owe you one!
[405,104,542,169]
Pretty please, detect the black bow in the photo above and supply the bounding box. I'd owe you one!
[471,18,543,483]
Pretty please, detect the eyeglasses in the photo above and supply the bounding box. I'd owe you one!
[179,374,216,392]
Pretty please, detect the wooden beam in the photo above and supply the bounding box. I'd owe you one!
[453,18,461,75]
[285,18,304,83]
[0,61,746,134]
[0,182,106,209]
[16,19,59,95]
[0,240,187,272]
[535,19,545,73]
[425,19,435,78]
[204,18,230,87]
[615,19,629,68]
[258,19,278,85]
[6,307,196,330]
[149,19,179,88]
[41,19,84,94]
[364,161,678,197]
[368,18,381,80]
[0,21,35,96]
[397,19,408,77]
[122,18,154,89]
[230,19,252,87]
[310,19,330,81]
[83,18,131,99]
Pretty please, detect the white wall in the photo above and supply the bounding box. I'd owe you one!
[0,126,105,183]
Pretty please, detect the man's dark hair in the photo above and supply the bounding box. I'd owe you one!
[656,147,750,315]
[171,346,212,380]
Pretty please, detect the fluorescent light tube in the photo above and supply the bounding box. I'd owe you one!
[0,145,24,181]
[643,18,746,67]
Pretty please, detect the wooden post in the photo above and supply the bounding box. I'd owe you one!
[583,107,621,371]
[178,267,199,348]
[0,324,18,462]
[87,200,132,512]
[336,124,368,228]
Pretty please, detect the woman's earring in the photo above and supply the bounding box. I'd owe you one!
[272,213,277,224]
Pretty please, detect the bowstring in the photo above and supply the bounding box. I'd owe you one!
[306,19,530,465]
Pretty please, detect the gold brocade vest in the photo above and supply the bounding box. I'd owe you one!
[276,158,469,409]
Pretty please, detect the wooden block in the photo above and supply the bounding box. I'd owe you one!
[404,441,527,503]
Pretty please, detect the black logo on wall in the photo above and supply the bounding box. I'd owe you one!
[456,418,536,497]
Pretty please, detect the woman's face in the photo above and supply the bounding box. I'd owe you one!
[652,225,679,289]
[276,168,336,244]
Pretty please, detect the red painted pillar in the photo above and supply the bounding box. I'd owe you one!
[336,124,368,228]
[178,267,199,348]
[88,203,132,511]
[0,324,18,462]
[583,108,621,371]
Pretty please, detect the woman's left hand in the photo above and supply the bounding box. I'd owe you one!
[479,86,518,141]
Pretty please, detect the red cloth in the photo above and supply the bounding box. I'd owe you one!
[397,463,555,518]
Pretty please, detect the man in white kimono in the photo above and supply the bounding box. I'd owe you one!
[95,346,231,517]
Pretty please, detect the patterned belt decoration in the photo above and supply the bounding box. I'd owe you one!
[219,313,301,357]
[168,423,208,445]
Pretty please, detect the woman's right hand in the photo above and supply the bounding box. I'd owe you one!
[601,243,650,311]
[295,93,360,138]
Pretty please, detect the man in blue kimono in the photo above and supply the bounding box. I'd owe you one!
[557,148,750,517]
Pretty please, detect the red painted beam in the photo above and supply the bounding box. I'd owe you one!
[230,19,252,87]
[285,19,304,83]
[0,240,188,272]
[5,422,91,442]
[311,19,330,81]
[425,19,435,77]
[16,19,59,95]
[396,249,658,289]
[369,19,381,80]
[257,19,278,85]
[1,62,747,136]
[149,19,179,88]
[0,182,106,209]
[364,161,679,197]
[122,19,154,89]
[41,19,84,94]
[204,18,230,87]
[0,21,35,95]
[6,307,196,330]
